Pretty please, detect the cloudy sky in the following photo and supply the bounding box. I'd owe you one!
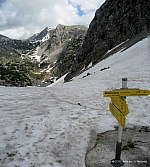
[0,0,105,39]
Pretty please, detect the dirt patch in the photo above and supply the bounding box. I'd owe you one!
[85,126,150,167]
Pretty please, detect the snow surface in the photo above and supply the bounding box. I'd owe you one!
[0,37,150,167]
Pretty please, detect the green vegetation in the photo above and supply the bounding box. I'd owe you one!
[0,58,53,86]
[0,62,32,86]
[0,36,46,86]
[29,70,46,79]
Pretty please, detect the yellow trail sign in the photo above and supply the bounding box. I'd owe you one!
[111,97,129,116]
[109,102,126,128]
[104,89,150,97]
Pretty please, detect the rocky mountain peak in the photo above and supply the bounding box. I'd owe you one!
[35,24,87,68]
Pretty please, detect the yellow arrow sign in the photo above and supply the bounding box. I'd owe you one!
[104,89,150,97]
[109,102,126,128]
[111,97,129,116]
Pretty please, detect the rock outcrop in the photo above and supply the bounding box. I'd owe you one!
[37,24,87,69]
[65,0,150,82]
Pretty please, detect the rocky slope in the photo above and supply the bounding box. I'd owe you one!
[23,24,87,83]
[0,34,40,86]
[0,25,87,86]
[0,34,37,63]
[31,24,87,68]
[65,0,150,81]
[86,126,150,167]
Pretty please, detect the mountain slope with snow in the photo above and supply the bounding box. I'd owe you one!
[65,0,150,81]
[0,37,150,166]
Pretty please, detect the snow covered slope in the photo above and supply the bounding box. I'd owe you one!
[0,37,150,167]
[49,36,150,165]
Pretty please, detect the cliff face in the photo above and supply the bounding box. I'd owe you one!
[65,0,150,81]
[53,34,85,79]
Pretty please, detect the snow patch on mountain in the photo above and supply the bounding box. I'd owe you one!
[47,27,54,31]
[28,27,56,63]
[30,46,41,62]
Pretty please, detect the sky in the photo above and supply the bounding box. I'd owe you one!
[0,0,105,39]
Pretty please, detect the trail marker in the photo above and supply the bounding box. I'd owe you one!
[103,78,150,167]
[111,97,129,116]
[109,102,126,128]
[103,89,150,97]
